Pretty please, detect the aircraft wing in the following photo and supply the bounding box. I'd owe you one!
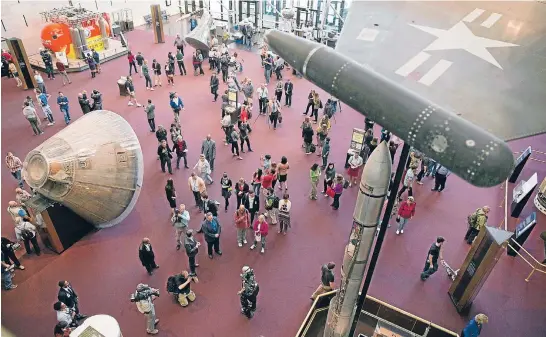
[335,1,546,141]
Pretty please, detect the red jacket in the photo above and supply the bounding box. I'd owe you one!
[234,210,250,229]
[398,201,416,219]
[253,219,269,237]
[261,174,274,189]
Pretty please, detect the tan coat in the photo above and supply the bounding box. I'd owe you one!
[188,176,206,194]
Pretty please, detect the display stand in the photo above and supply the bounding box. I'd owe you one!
[70,314,122,337]
[5,38,36,90]
[533,177,546,215]
[507,212,537,257]
[225,88,240,125]
[448,226,513,313]
[511,172,538,218]
[151,4,166,44]
[509,146,532,183]
[344,128,366,168]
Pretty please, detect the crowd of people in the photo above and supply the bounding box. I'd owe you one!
[2,30,496,337]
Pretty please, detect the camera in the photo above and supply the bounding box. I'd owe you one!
[130,285,159,302]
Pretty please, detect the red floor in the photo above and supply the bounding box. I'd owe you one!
[1,29,545,337]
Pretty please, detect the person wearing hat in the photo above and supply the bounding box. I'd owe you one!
[238,266,260,318]
[421,237,445,281]
[184,229,200,276]
[396,196,416,235]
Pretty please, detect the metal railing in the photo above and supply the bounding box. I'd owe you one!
[507,238,546,282]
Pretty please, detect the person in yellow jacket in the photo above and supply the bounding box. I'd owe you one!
[464,206,490,244]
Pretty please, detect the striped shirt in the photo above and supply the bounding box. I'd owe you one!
[5,155,22,173]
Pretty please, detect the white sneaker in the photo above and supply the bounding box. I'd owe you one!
[250,244,256,250]
[128,102,134,106]
[150,88,155,91]
[47,122,54,126]
[260,248,265,254]
[401,230,404,234]
[243,240,247,244]
[238,243,242,247]
[396,230,400,235]
[136,103,142,107]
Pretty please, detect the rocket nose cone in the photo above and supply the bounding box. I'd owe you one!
[360,141,392,194]
[263,30,320,75]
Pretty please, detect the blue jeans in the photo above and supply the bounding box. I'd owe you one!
[60,106,70,124]
[2,271,13,289]
[11,170,23,188]
[264,69,271,84]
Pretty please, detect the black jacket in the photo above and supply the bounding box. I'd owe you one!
[58,286,78,308]
[303,126,314,143]
[138,243,155,266]
[202,199,218,217]
[200,217,222,243]
[234,182,249,198]
[79,96,91,114]
[210,76,219,89]
[284,82,293,95]
[157,144,173,160]
[173,139,187,156]
[244,195,260,213]
[1,237,15,253]
[184,236,199,257]
[156,129,168,142]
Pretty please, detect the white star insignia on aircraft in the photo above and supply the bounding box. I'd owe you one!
[410,21,518,69]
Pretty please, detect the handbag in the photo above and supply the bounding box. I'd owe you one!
[326,187,335,198]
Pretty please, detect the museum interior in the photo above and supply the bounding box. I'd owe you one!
[1,1,545,337]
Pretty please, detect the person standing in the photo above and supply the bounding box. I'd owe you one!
[244,191,260,224]
[234,205,250,247]
[165,62,175,86]
[22,102,43,135]
[55,60,71,85]
[263,53,272,84]
[173,135,188,169]
[34,70,47,94]
[263,187,279,225]
[1,256,16,290]
[14,216,41,255]
[90,89,102,110]
[397,167,416,200]
[257,84,269,115]
[184,229,200,276]
[274,80,283,103]
[194,154,213,185]
[172,204,190,250]
[310,262,335,300]
[241,78,254,106]
[347,152,363,187]
[170,92,184,124]
[250,214,268,254]
[157,140,173,174]
[176,48,187,75]
[142,59,153,90]
[1,237,24,270]
[36,89,55,126]
[302,122,314,154]
[210,72,219,101]
[92,49,101,74]
[5,152,24,188]
[87,55,97,78]
[238,266,260,319]
[461,314,489,337]
[235,178,250,208]
[133,283,160,334]
[278,193,291,234]
[420,236,445,281]
[125,76,142,107]
[188,173,206,210]
[310,92,321,123]
[127,51,138,75]
[396,196,416,235]
[284,78,293,107]
[331,174,344,210]
[144,99,156,132]
[269,97,281,130]
[78,93,91,114]
[56,92,71,125]
[221,173,233,212]
[201,135,216,171]
[201,193,219,217]
[53,301,77,327]
[277,156,290,192]
[464,206,490,244]
[432,164,450,192]
[138,238,159,275]
[165,178,177,216]
[135,52,144,76]
[201,212,222,259]
[58,280,86,320]
[251,169,263,196]
[230,128,243,160]
[174,34,186,54]
[309,163,321,200]
[239,121,253,152]
[152,59,162,87]
[8,61,23,87]
[321,138,331,169]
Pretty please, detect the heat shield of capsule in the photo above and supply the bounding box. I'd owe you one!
[264,30,514,188]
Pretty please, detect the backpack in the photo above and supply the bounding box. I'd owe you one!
[241,25,247,35]
[166,275,180,293]
[467,209,480,228]
[309,143,316,153]
[20,227,33,240]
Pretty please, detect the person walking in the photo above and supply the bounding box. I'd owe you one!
[165,178,177,216]
[221,173,233,212]
[188,173,206,210]
[464,206,490,244]
[157,140,173,174]
[125,76,142,107]
[127,51,138,75]
[144,99,156,132]
[331,174,344,210]
[138,238,159,275]
[22,102,43,135]
[250,214,268,254]
[34,70,47,94]
[152,59,162,87]
[193,154,213,185]
[56,91,71,125]
[278,193,291,234]
[173,135,188,169]
[169,92,184,124]
[55,60,71,85]
[321,138,331,169]
[201,135,216,171]
[234,205,250,247]
[36,89,55,126]
[5,152,24,188]
[200,212,222,259]
[397,166,415,200]
[176,48,187,75]
[14,216,41,256]
[210,72,219,101]
[184,229,200,276]
[395,196,416,235]
[432,164,450,192]
[277,156,290,192]
[172,204,190,250]
[1,237,24,270]
[284,78,293,107]
[309,163,321,200]
[420,236,445,281]
[8,61,23,87]
[135,51,144,76]
[310,262,335,300]
[142,59,154,90]
[461,314,489,337]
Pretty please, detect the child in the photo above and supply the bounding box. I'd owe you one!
[261,154,271,172]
